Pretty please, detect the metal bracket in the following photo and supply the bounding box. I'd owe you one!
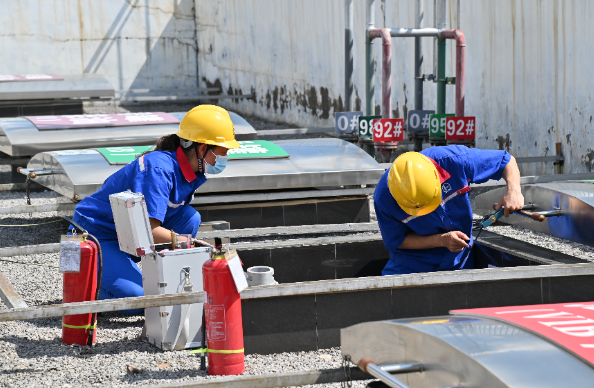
[158,282,167,287]
[416,74,435,82]
[445,77,456,84]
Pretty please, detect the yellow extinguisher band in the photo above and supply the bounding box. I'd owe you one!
[213,254,226,260]
[62,321,97,330]
[190,348,244,354]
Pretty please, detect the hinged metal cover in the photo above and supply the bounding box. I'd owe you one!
[109,191,155,256]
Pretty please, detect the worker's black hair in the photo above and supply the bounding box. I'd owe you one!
[138,134,216,162]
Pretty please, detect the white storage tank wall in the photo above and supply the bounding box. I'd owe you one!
[197,0,594,176]
[1,1,592,175]
[0,0,198,90]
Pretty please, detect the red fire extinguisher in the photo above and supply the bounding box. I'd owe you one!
[202,238,245,376]
[62,233,102,346]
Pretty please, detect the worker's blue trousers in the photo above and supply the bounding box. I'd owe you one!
[88,205,201,314]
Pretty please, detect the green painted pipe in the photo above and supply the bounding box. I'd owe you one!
[430,37,447,145]
[436,37,446,115]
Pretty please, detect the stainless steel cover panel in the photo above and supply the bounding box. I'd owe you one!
[25,139,383,200]
[341,317,594,387]
[0,74,114,101]
[475,181,594,246]
[0,111,256,156]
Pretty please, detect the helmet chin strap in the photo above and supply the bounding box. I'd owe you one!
[194,143,205,174]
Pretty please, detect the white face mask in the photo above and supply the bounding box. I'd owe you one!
[204,150,228,174]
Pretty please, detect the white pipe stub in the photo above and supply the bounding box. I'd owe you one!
[246,266,277,287]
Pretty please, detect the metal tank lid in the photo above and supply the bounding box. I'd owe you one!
[341,316,594,387]
[23,138,382,200]
[0,74,114,101]
[0,111,256,157]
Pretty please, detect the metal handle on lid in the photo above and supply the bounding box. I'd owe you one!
[357,358,413,388]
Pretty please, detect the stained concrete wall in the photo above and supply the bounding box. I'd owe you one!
[197,0,594,175]
[0,0,198,90]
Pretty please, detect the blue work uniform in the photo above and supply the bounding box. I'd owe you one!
[72,147,207,313]
[374,145,511,275]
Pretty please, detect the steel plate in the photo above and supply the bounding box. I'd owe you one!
[475,181,594,246]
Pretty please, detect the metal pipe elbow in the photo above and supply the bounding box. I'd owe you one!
[368,28,392,46]
[439,29,466,47]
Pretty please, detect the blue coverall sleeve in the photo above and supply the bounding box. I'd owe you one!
[375,194,409,251]
[132,167,173,223]
[463,148,511,184]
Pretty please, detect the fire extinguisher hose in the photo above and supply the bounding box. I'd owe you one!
[85,233,103,347]
[61,216,103,347]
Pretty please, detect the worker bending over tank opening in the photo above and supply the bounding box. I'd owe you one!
[70,105,240,313]
[374,146,523,275]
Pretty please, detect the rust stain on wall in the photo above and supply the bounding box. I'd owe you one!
[496,134,512,152]
[582,149,594,172]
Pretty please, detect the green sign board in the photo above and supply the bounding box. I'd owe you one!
[358,115,381,140]
[95,140,289,165]
[227,140,289,160]
[95,146,155,165]
[429,113,455,137]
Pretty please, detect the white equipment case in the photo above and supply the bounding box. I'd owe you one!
[110,191,212,351]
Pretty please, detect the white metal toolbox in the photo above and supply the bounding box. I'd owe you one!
[142,248,211,350]
[110,191,212,350]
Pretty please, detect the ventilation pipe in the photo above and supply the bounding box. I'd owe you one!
[345,0,354,111]
[438,29,466,118]
[413,0,424,152]
[365,0,375,116]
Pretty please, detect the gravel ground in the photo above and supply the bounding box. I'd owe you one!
[0,190,73,247]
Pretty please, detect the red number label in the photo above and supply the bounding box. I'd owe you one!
[445,117,476,140]
[373,119,404,142]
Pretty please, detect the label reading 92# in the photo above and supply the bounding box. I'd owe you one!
[373,119,404,142]
[445,116,476,140]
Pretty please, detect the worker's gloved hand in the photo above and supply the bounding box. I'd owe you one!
[495,186,525,217]
[440,231,470,253]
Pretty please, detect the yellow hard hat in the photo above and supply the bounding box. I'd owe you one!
[177,105,240,149]
[387,152,441,216]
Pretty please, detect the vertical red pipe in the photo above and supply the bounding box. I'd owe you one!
[439,29,466,117]
[367,28,392,119]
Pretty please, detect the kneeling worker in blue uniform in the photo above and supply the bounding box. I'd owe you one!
[71,105,239,312]
[374,146,524,275]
